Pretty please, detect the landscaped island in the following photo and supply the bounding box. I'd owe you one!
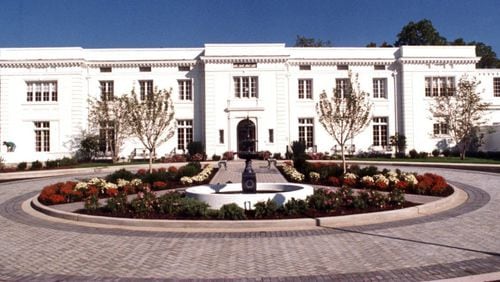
[37,162,453,220]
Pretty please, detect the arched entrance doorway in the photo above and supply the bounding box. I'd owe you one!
[237,119,256,152]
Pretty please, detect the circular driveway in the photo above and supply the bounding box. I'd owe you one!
[0,167,499,281]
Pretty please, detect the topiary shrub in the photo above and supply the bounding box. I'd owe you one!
[442,148,451,157]
[359,166,379,177]
[59,157,78,167]
[30,160,43,170]
[409,149,418,159]
[432,149,440,157]
[418,151,428,158]
[218,203,247,220]
[187,141,204,156]
[45,159,59,169]
[212,154,221,161]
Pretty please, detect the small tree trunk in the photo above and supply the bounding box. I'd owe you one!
[341,144,347,173]
[148,149,153,173]
[460,150,466,160]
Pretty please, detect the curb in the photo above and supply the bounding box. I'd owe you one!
[28,185,467,232]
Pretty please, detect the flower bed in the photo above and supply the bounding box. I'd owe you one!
[38,162,217,206]
[278,162,453,197]
[77,185,414,220]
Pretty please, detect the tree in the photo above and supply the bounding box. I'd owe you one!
[394,19,447,46]
[430,75,490,160]
[294,35,332,47]
[316,72,372,172]
[88,96,130,163]
[390,133,407,157]
[123,88,175,172]
[470,41,499,68]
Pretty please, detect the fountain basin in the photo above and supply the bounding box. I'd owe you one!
[185,183,314,210]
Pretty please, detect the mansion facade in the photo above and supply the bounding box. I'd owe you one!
[1,44,499,163]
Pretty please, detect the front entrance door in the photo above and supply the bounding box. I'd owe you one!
[237,119,256,152]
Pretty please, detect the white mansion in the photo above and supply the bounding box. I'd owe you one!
[1,44,499,163]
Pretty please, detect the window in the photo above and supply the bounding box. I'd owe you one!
[335,78,350,98]
[177,120,193,151]
[26,81,57,102]
[178,66,190,72]
[219,129,224,144]
[34,121,50,152]
[298,118,314,148]
[373,78,387,98]
[494,77,500,97]
[298,79,313,99]
[99,121,115,154]
[337,65,349,70]
[374,65,386,70]
[269,129,274,143]
[433,123,448,136]
[234,76,258,98]
[100,67,112,73]
[373,117,388,146]
[100,81,114,101]
[139,80,153,100]
[425,77,455,97]
[299,65,311,71]
[178,80,192,101]
[139,66,151,72]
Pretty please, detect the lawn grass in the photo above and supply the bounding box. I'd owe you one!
[349,156,500,165]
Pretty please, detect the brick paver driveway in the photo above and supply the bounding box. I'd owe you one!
[0,164,499,281]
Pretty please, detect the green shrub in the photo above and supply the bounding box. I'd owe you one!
[17,162,27,171]
[106,192,129,214]
[254,199,279,219]
[187,141,204,156]
[45,159,59,168]
[177,163,200,178]
[388,188,405,208]
[157,192,184,215]
[59,157,78,167]
[353,190,369,210]
[84,194,100,211]
[212,154,221,161]
[359,166,379,177]
[284,198,307,216]
[218,203,247,220]
[418,151,428,158]
[130,191,157,215]
[106,168,135,183]
[317,164,343,179]
[442,148,451,157]
[432,149,440,157]
[307,189,336,212]
[177,197,209,217]
[30,160,43,170]
[273,152,281,160]
[409,149,418,159]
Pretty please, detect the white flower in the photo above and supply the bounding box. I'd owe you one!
[130,178,143,186]
[386,170,398,178]
[343,173,357,180]
[180,176,193,185]
[74,182,88,191]
[361,176,374,183]
[116,179,130,188]
[402,173,418,185]
[373,174,389,185]
[105,182,118,190]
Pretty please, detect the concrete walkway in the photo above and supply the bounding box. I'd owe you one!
[210,159,287,184]
[0,163,499,281]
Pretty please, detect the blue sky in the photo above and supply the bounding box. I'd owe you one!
[1,0,499,54]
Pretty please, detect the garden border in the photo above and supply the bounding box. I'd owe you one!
[27,185,467,232]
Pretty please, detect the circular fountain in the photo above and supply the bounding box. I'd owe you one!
[186,117,313,209]
[186,183,314,209]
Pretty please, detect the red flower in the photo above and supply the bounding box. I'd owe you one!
[137,169,147,175]
[168,166,178,173]
[152,181,168,190]
[327,176,340,187]
[106,188,119,197]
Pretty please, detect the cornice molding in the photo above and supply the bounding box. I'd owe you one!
[201,56,288,64]
[397,57,480,65]
[0,60,84,68]
[86,60,197,68]
[288,59,395,66]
